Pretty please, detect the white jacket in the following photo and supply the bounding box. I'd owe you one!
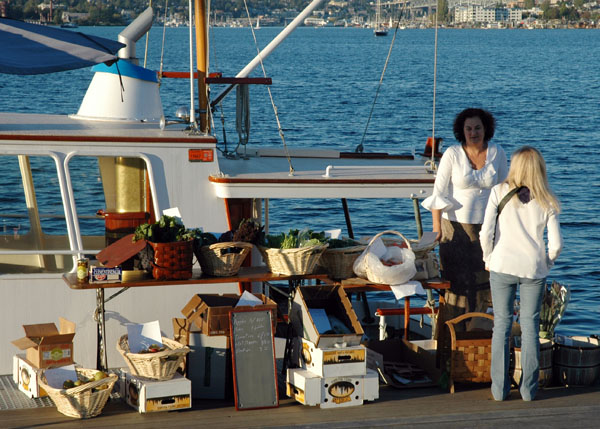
[421,143,508,224]
[480,183,562,279]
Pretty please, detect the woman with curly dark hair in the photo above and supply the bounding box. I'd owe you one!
[422,108,508,330]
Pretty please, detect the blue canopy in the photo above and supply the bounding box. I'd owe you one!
[0,18,125,75]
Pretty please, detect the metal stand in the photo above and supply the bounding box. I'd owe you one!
[94,288,108,372]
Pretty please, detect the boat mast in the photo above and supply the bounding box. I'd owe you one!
[194,0,209,132]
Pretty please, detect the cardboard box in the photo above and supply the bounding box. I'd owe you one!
[12,354,47,398]
[363,368,379,402]
[364,338,437,388]
[120,369,191,413]
[286,368,366,409]
[300,338,366,378]
[400,338,442,385]
[291,286,364,349]
[286,368,321,406]
[11,318,75,368]
[187,332,232,399]
[181,293,277,337]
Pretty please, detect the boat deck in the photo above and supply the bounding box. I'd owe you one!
[2,375,599,428]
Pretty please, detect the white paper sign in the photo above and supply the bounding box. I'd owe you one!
[162,207,183,222]
[325,229,342,239]
[390,280,426,300]
[309,308,332,334]
[127,320,163,353]
[44,364,78,389]
[236,290,263,307]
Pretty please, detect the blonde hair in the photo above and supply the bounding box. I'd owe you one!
[507,146,561,213]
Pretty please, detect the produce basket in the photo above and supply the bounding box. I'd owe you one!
[38,368,117,419]
[148,240,193,280]
[196,241,253,277]
[117,335,190,381]
[445,312,494,393]
[319,244,367,280]
[258,244,328,276]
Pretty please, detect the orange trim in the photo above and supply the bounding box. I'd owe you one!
[209,176,435,185]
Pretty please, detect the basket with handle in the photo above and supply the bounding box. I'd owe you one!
[353,230,416,285]
[38,367,118,419]
[196,241,253,277]
[117,335,190,381]
[258,243,328,276]
[445,312,494,393]
[319,244,367,280]
[148,240,194,280]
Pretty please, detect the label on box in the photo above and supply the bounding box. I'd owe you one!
[321,376,363,409]
[89,266,122,283]
[42,346,71,363]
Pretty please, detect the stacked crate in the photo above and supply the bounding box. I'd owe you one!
[286,286,379,408]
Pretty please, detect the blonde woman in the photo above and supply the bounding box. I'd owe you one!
[480,146,562,401]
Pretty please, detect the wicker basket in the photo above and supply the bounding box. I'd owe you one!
[196,241,252,277]
[38,368,117,419]
[258,244,328,276]
[319,244,366,280]
[446,312,494,393]
[148,240,193,280]
[117,335,190,381]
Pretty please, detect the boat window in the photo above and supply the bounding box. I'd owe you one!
[67,155,151,256]
[0,154,70,274]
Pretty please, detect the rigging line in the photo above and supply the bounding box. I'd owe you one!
[208,8,229,154]
[355,10,401,154]
[158,0,168,85]
[430,0,440,171]
[143,0,152,68]
[242,0,295,175]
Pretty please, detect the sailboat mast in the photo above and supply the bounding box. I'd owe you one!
[194,0,209,132]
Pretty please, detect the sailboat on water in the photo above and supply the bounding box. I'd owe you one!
[374,0,388,36]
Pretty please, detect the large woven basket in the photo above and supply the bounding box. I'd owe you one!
[258,244,328,276]
[38,368,117,419]
[446,312,494,393]
[319,244,366,280]
[148,240,193,280]
[196,241,252,276]
[117,335,190,381]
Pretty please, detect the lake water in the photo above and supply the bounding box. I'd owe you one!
[1,26,598,337]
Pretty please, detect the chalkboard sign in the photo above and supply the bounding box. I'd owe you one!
[229,309,279,410]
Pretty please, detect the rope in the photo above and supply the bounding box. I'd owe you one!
[242,0,295,175]
[355,8,401,153]
[430,1,440,171]
[158,0,168,86]
[143,0,152,68]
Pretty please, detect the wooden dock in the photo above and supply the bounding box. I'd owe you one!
[2,380,599,428]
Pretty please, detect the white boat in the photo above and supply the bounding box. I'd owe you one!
[0,3,436,375]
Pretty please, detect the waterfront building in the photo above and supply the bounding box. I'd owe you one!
[454,5,522,24]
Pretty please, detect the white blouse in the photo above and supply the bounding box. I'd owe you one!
[479,183,563,279]
[421,143,508,224]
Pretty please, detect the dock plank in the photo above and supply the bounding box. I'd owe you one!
[1,383,599,428]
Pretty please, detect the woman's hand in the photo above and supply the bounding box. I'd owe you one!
[432,209,442,242]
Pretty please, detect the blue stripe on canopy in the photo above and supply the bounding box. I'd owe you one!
[0,18,125,75]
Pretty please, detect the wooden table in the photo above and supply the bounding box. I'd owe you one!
[338,277,451,340]
[63,267,330,371]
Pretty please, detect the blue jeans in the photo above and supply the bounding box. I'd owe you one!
[490,271,545,401]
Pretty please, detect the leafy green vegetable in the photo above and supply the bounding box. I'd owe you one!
[263,228,326,249]
[133,215,195,243]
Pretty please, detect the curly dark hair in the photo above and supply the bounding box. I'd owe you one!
[453,108,496,144]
